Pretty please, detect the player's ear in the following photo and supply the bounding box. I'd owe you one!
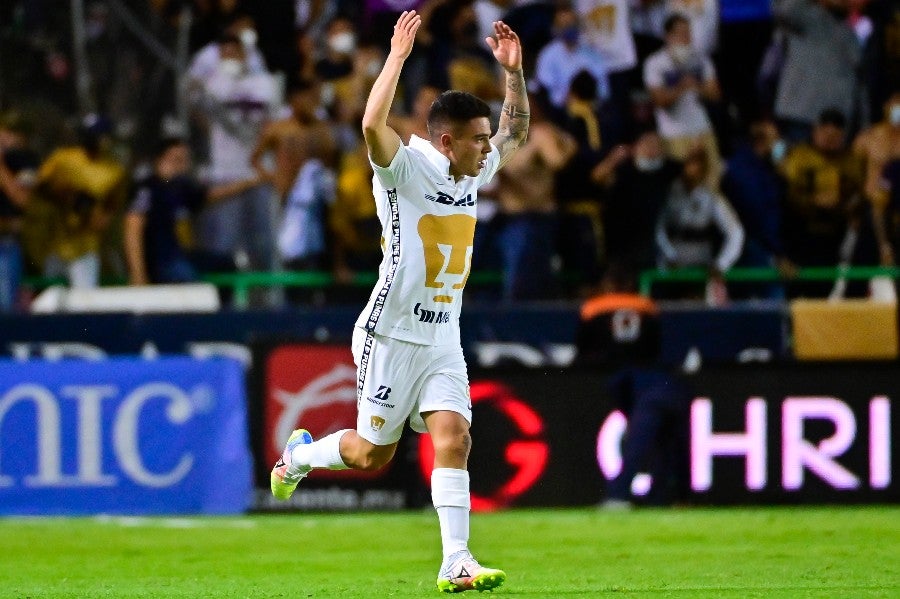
[439,132,454,152]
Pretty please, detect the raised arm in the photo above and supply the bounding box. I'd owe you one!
[361,10,421,167]
[487,21,529,168]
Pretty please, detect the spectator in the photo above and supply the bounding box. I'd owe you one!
[432,0,503,102]
[389,84,442,143]
[575,0,640,140]
[496,98,578,300]
[600,129,681,276]
[656,148,744,304]
[643,13,723,186]
[576,265,690,508]
[331,127,383,284]
[722,119,795,299]
[773,0,861,143]
[555,71,610,295]
[315,17,385,124]
[0,112,39,311]
[426,0,500,101]
[533,6,610,112]
[28,114,127,288]
[781,109,866,275]
[251,78,337,200]
[123,138,263,286]
[187,12,268,85]
[853,93,900,265]
[276,129,337,275]
[667,0,719,56]
[867,0,900,117]
[191,33,279,276]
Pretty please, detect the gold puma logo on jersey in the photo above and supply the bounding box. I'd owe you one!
[417,214,476,303]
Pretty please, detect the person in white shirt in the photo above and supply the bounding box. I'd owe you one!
[643,13,722,185]
[575,0,639,138]
[191,34,279,277]
[269,11,529,594]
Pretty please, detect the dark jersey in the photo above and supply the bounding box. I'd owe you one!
[127,175,205,279]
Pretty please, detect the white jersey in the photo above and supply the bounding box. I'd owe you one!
[575,0,637,73]
[355,135,501,346]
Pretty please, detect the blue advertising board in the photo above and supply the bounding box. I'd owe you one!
[0,357,251,515]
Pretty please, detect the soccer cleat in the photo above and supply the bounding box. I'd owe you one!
[436,550,506,593]
[270,429,314,500]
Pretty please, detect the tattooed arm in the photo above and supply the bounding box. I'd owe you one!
[486,21,529,168]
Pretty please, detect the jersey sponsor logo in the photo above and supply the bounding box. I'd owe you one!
[424,191,476,207]
[414,302,451,324]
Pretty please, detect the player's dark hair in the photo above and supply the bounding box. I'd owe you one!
[663,13,689,34]
[427,90,491,137]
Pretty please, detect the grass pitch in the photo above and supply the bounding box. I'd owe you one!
[1,506,898,598]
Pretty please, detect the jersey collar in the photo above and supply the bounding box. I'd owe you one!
[409,134,454,180]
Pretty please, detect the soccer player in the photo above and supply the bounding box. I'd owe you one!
[270,10,529,593]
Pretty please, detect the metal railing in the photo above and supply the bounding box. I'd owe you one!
[638,266,900,297]
[22,266,898,310]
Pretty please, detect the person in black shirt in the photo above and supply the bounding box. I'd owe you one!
[598,130,681,278]
[123,138,264,285]
[577,263,692,507]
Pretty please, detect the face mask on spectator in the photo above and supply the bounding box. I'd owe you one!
[558,25,580,45]
[328,32,356,55]
[239,28,258,49]
[670,44,693,63]
[890,104,900,126]
[635,156,664,172]
[218,58,244,78]
[770,139,787,163]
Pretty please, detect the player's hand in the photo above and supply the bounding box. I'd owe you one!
[389,11,421,60]
[486,21,522,72]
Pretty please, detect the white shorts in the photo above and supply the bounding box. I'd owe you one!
[351,327,471,446]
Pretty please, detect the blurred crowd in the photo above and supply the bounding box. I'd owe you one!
[0,0,899,310]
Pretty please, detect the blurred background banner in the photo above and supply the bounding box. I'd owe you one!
[0,356,250,515]
[460,365,898,507]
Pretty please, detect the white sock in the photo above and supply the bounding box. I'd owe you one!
[431,468,470,560]
[291,429,351,470]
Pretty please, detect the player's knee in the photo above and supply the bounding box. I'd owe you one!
[432,430,471,464]
[355,443,396,471]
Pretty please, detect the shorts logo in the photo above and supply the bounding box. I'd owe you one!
[370,415,386,432]
[367,385,395,409]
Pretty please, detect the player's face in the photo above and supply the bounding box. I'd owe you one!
[447,117,492,179]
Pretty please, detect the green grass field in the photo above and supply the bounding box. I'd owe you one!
[1,507,898,598]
